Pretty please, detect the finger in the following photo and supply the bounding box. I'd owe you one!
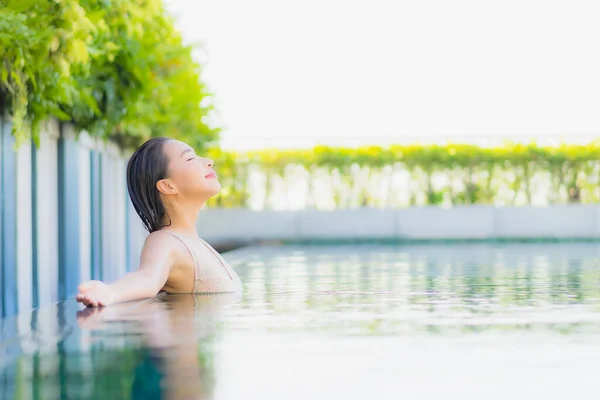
[86,296,98,307]
[77,294,90,304]
[86,299,98,307]
[79,281,100,293]
[78,292,90,302]
[82,295,98,308]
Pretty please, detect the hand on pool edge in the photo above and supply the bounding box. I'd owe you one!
[76,280,116,307]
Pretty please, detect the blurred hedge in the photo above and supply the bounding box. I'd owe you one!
[0,0,217,148]
[206,142,600,208]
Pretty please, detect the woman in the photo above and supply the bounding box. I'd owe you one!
[76,137,242,307]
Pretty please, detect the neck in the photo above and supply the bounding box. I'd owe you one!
[161,196,205,236]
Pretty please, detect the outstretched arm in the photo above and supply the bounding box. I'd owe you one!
[76,232,175,307]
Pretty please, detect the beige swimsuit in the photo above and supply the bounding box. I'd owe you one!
[168,232,242,293]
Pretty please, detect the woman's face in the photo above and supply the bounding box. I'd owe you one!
[161,140,221,199]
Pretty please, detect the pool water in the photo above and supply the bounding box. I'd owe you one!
[2,243,600,399]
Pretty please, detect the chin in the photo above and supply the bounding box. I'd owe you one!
[208,182,222,197]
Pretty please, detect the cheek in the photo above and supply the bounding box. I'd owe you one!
[170,164,201,190]
[177,165,220,194]
[180,168,204,188]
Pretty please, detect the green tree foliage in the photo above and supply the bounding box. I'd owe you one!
[0,0,217,148]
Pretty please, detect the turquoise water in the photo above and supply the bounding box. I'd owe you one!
[2,243,600,399]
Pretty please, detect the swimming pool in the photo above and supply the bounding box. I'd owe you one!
[2,242,600,399]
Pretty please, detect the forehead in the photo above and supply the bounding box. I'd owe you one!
[163,140,192,159]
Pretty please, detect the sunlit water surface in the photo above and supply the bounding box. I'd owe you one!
[2,243,600,399]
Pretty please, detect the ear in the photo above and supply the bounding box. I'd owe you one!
[156,178,178,195]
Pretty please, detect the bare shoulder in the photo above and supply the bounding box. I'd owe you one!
[143,230,179,247]
[141,230,189,259]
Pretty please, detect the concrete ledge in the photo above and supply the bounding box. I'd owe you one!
[398,206,494,239]
[197,208,297,241]
[297,209,396,238]
[197,205,600,245]
[494,206,599,238]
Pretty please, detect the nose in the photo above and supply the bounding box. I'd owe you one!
[205,158,214,168]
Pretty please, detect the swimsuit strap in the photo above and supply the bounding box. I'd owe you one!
[168,232,201,293]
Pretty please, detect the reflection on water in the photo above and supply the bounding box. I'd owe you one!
[0,293,239,399]
[228,243,600,335]
[2,243,600,399]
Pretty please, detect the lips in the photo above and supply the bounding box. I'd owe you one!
[205,171,217,179]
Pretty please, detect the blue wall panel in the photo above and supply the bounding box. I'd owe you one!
[125,181,131,273]
[0,122,142,315]
[58,130,80,300]
[90,150,102,281]
[1,118,17,317]
[30,141,39,309]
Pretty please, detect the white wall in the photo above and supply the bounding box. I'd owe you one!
[397,206,495,239]
[197,205,600,243]
[114,156,128,274]
[16,139,32,312]
[100,142,127,283]
[493,206,598,238]
[35,119,60,304]
[196,208,297,240]
[126,200,148,271]
[77,132,94,283]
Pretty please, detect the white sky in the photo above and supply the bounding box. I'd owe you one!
[165,0,600,150]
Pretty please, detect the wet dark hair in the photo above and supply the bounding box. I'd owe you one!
[127,137,172,233]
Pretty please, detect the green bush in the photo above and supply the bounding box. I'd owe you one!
[0,0,217,148]
[206,142,600,208]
